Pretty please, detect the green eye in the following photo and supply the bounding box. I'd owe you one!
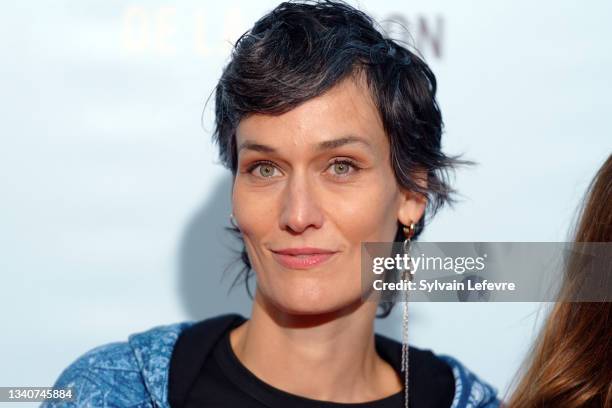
[333,162,350,175]
[329,159,358,177]
[258,164,275,177]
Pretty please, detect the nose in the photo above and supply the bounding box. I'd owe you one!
[278,172,324,234]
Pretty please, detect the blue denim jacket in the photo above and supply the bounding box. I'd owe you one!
[41,318,501,408]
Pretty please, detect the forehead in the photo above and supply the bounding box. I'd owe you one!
[236,75,387,151]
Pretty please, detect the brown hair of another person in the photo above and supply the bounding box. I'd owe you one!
[507,154,612,407]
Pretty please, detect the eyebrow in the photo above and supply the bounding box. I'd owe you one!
[237,135,373,154]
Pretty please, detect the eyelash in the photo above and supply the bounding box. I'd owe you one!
[245,159,361,179]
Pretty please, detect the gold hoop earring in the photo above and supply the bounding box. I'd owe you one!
[402,222,415,251]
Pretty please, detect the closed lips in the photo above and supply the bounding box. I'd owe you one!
[270,248,338,269]
[272,248,337,255]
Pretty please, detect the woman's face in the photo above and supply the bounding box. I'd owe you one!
[232,74,425,315]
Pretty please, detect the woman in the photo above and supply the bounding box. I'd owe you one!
[507,154,612,407]
[43,1,500,407]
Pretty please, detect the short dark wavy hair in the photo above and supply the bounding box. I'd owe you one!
[209,0,468,317]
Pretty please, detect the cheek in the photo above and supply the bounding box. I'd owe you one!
[336,186,399,244]
[231,182,277,237]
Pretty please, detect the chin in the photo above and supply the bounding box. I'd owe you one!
[264,283,359,317]
[276,299,338,316]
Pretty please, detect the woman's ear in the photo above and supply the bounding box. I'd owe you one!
[397,171,427,226]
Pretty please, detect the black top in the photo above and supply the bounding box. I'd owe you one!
[169,313,455,408]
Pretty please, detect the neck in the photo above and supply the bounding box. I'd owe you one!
[229,289,402,403]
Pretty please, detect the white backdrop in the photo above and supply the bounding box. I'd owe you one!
[1,1,611,405]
